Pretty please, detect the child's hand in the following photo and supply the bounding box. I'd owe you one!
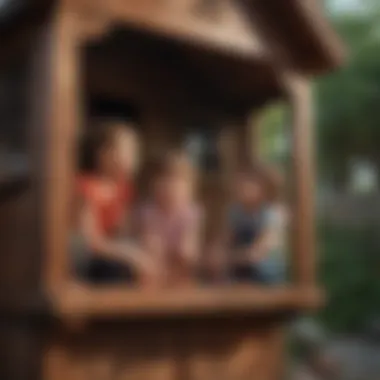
[231,248,252,265]
[144,232,165,257]
[119,243,158,277]
[177,243,195,264]
[136,254,164,289]
[235,247,266,265]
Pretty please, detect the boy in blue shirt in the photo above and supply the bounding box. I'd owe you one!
[216,164,287,284]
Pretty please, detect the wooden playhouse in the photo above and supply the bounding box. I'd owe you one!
[0,0,344,379]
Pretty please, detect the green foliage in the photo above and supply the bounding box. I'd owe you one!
[259,1,380,334]
[316,6,380,186]
[259,102,288,164]
[311,0,380,334]
[317,222,380,333]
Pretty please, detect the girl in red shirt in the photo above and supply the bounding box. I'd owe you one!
[73,120,154,285]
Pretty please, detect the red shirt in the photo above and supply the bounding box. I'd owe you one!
[77,175,133,236]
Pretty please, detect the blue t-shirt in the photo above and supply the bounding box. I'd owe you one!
[228,204,266,249]
[228,204,287,283]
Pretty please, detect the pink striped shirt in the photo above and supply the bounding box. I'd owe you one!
[139,202,201,255]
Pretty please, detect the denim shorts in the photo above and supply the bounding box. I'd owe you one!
[70,235,134,285]
[83,258,134,284]
[230,256,286,285]
[256,256,286,284]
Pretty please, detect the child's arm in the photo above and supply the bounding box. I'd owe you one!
[115,212,131,238]
[79,198,154,272]
[177,211,203,266]
[138,207,164,258]
[229,230,275,266]
[248,227,277,262]
[234,211,279,264]
[168,209,203,285]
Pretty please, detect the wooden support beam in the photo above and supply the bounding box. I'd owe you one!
[234,114,259,168]
[248,111,262,162]
[52,284,323,319]
[74,0,266,60]
[0,7,49,71]
[33,8,82,292]
[243,0,345,74]
[286,75,316,287]
[292,0,346,69]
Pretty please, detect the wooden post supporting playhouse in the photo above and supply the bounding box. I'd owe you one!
[37,8,82,292]
[287,75,316,287]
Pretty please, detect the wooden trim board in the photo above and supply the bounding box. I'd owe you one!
[52,284,323,320]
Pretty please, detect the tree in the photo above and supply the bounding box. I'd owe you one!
[316,5,380,188]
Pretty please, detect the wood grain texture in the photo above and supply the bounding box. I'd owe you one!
[40,7,82,291]
[44,319,286,380]
[259,326,286,380]
[242,0,345,73]
[0,26,41,295]
[286,74,316,286]
[185,323,266,380]
[0,323,43,380]
[72,0,267,60]
[45,325,178,380]
[51,284,322,320]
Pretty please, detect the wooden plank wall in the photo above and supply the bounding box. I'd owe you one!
[0,21,49,380]
[44,319,285,380]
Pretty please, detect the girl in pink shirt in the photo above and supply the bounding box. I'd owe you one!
[139,151,203,288]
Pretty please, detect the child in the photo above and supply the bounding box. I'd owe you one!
[218,163,287,284]
[257,165,288,284]
[139,151,202,288]
[73,119,154,285]
[225,164,268,283]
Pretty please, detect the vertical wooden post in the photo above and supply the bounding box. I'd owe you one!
[36,8,82,292]
[248,111,262,162]
[219,123,237,183]
[234,112,261,168]
[287,75,316,287]
[235,116,250,168]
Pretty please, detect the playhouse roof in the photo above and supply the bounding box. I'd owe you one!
[1,0,344,72]
[0,0,345,111]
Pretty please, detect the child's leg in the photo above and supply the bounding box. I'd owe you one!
[79,239,147,285]
[256,256,286,285]
[86,258,133,284]
[229,265,259,284]
[117,239,162,288]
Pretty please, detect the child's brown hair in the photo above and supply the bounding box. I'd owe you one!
[149,150,196,184]
[236,161,264,180]
[79,118,137,173]
[235,161,284,202]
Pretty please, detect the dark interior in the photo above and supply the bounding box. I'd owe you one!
[88,97,140,122]
[83,26,284,121]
